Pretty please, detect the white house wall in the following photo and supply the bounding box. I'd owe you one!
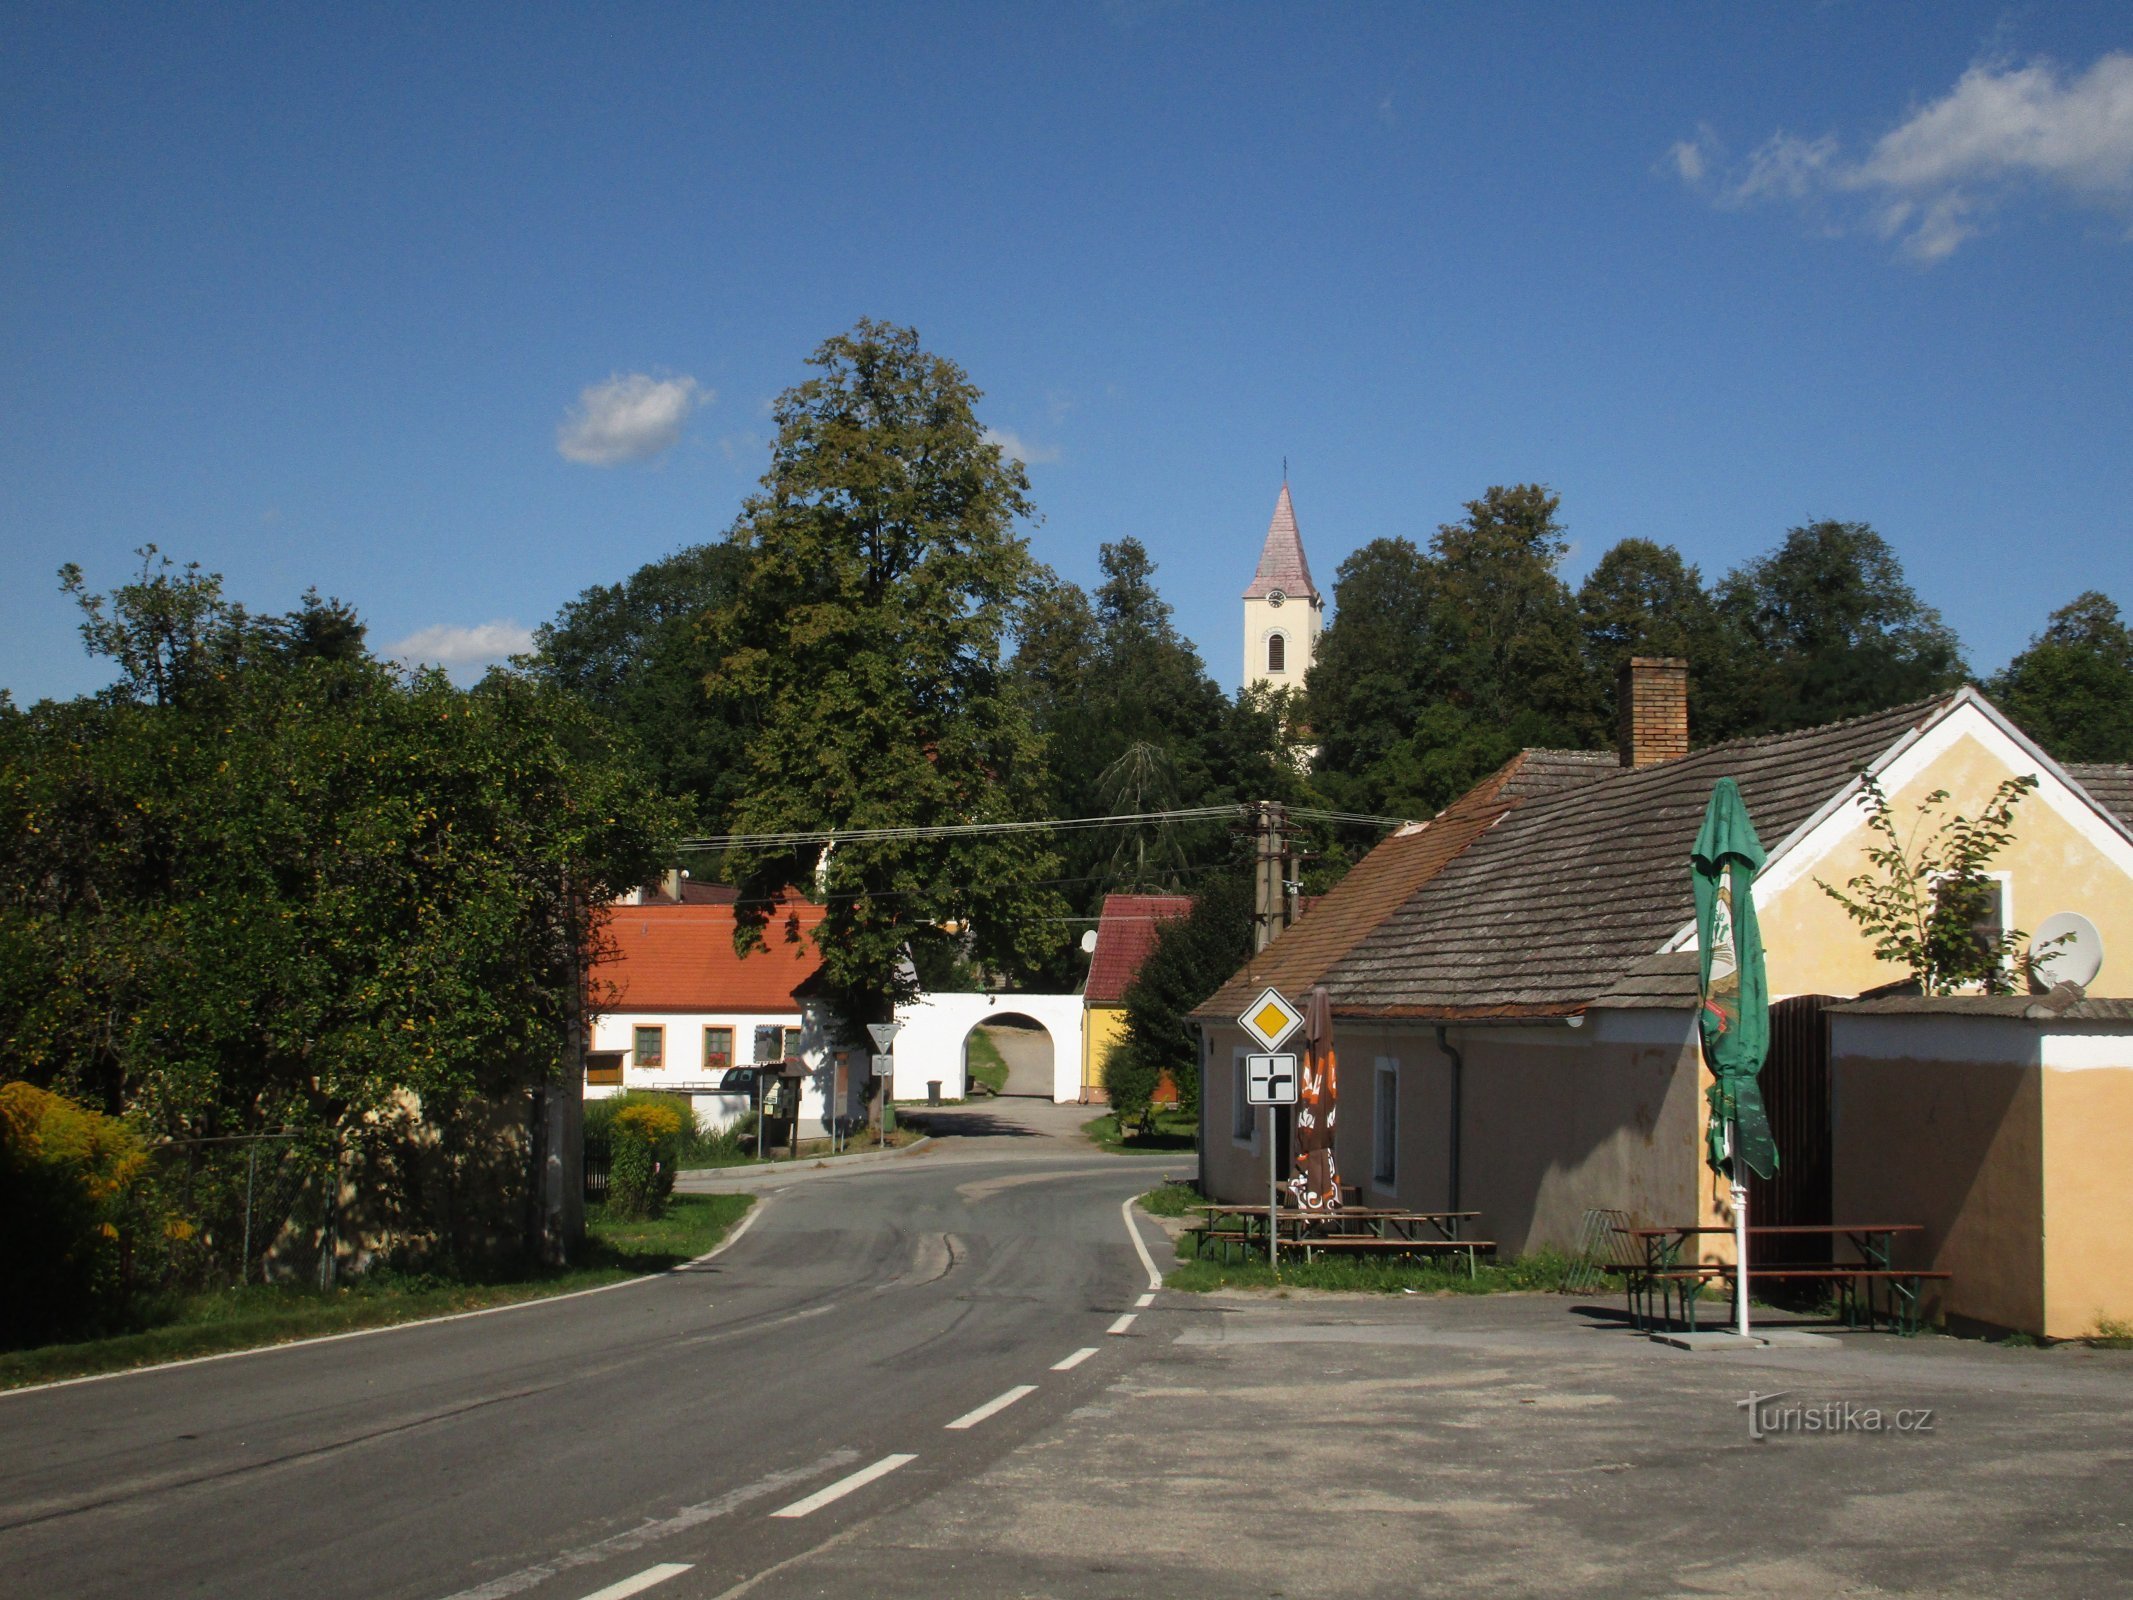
[586,1005,866,1137]
[887,992,1086,1103]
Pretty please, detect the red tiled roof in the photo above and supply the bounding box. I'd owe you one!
[1085,893,1195,1005]
[590,894,825,1014]
[1241,484,1318,600]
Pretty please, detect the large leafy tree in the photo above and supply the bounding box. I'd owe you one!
[1989,591,2133,762]
[1308,486,1591,817]
[1711,520,1966,736]
[525,542,751,820]
[703,320,1066,1026]
[2,551,676,1278]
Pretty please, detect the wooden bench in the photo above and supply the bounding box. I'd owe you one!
[1620,1263,1952,1335]
[1286,1234,1497,1276]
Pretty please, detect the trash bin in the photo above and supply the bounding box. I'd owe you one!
[927,1081,942,1105]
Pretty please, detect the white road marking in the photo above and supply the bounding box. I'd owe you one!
[577,1565,692,1600]
[1107,1313,1137,1335]
[1051,1347,1099,1371]
[440,1450,858,1599]
[1135,1292,1155,1308]
[1120,1194,1163,1291]
[945,1384,1037,1430]
[770,1453,916,1518]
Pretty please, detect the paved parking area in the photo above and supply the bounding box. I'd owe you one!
[764,1291,2133,1600]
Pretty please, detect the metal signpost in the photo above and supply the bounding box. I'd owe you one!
[867,1022,902,1147]
[1239,988,1305,1271]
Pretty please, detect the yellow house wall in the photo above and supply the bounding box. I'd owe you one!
[2042,1051,2133,1340]
[1756,727,2133,1000]
[1083,1005,1130,1098]
[1830,1040,2045,1334]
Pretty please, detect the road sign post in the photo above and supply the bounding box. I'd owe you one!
[1238,992,1303,1274]
[867,1022,902,1148]
[1243,1051,1299,1273]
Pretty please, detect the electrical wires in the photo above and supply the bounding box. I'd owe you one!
[678,803,1407,853]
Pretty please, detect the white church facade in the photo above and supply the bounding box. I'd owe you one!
[1241,482,1323,694]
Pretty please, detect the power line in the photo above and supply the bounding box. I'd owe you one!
[678,803,1407,853]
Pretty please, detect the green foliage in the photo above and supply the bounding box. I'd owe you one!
[1710,520,1967,737]
[1116,873,1252,1126]
[1009,539,1324,987]
[1989,591,2133,763]
[523,541,752,822]
[1136,1180,1202,1217]
[1816,772,2047,995]
[2,553,680,1284]
[1100,1040,1161,1133]
[703,320,1067,1028]
[1307,488,1591,818]
[1081,1108,1197,1153]
[0,1082,163,1347]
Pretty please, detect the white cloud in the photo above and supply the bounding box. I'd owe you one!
[556,373,707,465]
[983,426,1061,466]
[1672,51,2133,261]
[388,620,535,669]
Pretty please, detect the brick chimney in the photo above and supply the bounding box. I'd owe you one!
[1617,657,1689,768]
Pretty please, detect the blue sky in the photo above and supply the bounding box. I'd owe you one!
[5,3,2130,705]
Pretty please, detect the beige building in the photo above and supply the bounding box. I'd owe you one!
[1192,661,2133,1334]
[1241,483,1322,695]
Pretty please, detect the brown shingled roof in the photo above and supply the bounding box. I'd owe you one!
[1192,746,1614,1022]
[2066,762,2133,830]
[1320,695,1956,1018]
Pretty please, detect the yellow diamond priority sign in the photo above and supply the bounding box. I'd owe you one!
[1239,986,1304,1052]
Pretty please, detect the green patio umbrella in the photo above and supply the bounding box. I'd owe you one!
[1691,777,1777,1337]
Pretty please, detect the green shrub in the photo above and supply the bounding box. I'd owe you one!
[0,1082,164,1347]
[1101,1040,1160,1134]
[604,1099,685,1220]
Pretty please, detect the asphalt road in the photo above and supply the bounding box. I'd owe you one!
[0,1103,1183,1600]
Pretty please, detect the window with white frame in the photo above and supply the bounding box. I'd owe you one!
[1232,1050,1254,1142]
[1372,1058,1398,1188]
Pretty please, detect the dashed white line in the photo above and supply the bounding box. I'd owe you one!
[577,1565,692,1600]
[1107,1313,1137,1335]
[770,1453,916,1518]
[946,1384,1037,1430]
[1051,1346,1099,1371]
[442,1450,859,1599]
[1120,1194,1163,1290]
[1135,1292,1155,1308]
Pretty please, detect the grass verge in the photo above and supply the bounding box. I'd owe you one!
[1137,1181,1202,1218]
[964,1029,1011,1096]
[1164,1241,1574,1296]
[0,1193,753,1391]
[1083,1108,1197,1154]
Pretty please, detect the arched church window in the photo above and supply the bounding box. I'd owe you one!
[1267,633,1287,674]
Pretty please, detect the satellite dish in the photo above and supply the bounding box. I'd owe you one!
[2030,911,2103,990]
[1080,929,1099,954]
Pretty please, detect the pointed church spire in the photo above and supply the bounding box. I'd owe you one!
[1241,482,1318,601]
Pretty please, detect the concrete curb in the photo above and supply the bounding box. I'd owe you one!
[676,1136,935,1191]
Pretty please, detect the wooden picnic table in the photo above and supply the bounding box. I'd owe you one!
[1612,1223,1941,1334]
[1187,1205,1493,1274]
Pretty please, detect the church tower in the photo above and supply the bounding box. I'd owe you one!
[1241,482,1322,694]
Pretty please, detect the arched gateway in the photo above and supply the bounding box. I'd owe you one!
[885,992,1085,1103]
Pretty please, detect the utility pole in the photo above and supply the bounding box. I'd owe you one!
[1250,801,1295,953]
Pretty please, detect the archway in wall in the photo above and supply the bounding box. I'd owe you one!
[963,1012,1055,1098]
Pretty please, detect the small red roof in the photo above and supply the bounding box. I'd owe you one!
[590,894,826,1014]
[1085,893,1195,1005]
